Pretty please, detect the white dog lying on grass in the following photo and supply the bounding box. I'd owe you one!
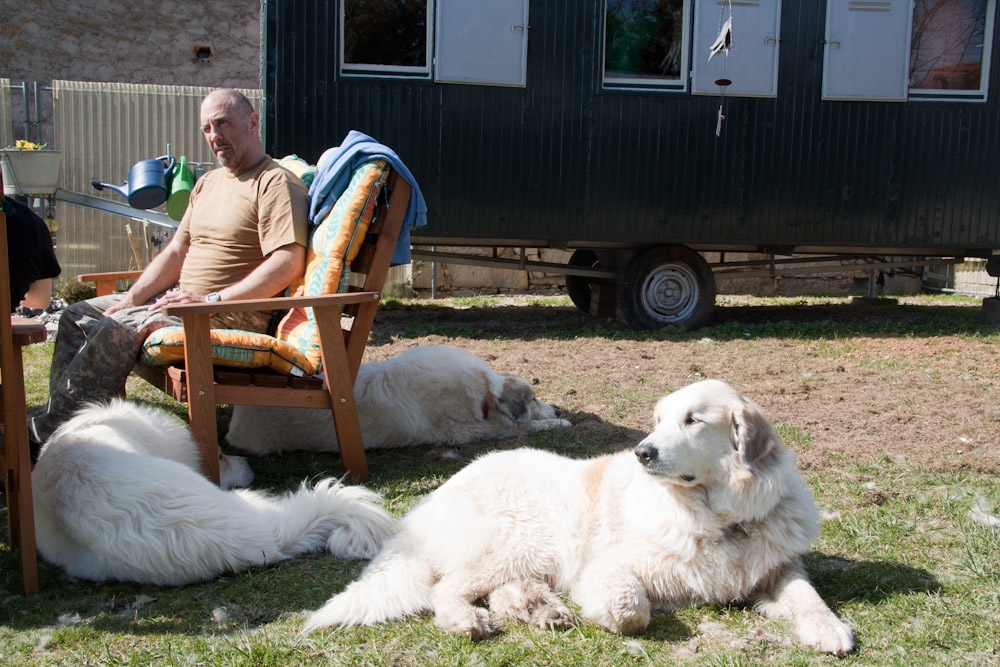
[227,345,570,455]
[304,379,854,655]
[32,400,394,586]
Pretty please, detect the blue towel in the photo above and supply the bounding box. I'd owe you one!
[309,131,428,265]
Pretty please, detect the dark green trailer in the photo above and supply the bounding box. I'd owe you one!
[264,0,1000,329]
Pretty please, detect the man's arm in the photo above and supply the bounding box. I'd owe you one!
[149,242,306,310]
[21,278,53,309]
[104,238,189,315]
[217,243,306,301]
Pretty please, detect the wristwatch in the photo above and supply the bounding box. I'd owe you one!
[206,292,222,303]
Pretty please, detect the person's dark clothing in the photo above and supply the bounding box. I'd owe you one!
[3,197,61,309]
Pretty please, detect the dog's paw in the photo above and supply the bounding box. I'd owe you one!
[531,602,574,631]
[437,606,494,640]
[488,580,573,631]
[797,614,855,655]
[584,605,651,635]
[557,418,571,428]
[613,608,652,635]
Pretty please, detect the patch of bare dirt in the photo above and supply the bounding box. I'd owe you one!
[365,294,1000,474]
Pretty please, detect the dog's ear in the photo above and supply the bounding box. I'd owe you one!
[652,396,668,426]
[495,376,535,422]
[730,398,778,470]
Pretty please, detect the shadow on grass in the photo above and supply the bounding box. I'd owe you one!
[0,551,943,640]
[233,409,646,497]
[0,543,367,635]
[370,298,993,345]
[639,553,941,645]
[804,552,942,606]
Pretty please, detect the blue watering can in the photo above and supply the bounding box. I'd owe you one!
[91,155,176,210]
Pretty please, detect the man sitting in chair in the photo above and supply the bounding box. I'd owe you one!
[29,89,309,447]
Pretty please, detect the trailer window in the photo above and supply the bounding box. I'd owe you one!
[909,0,995,100]
[603,0,691,92]
[341,0,433,78]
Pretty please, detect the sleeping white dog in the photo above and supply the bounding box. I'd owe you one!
[304,379,854,655]
[226,345,570,455]
[32,400,394,586]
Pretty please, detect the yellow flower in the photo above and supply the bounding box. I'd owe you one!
[11,140,47,150]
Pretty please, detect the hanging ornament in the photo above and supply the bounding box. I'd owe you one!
[709,16,733,62]
[710,0,735,137]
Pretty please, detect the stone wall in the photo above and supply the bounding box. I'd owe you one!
[411,247,570,294]
[409,247,874,297]
[1,0,261,146]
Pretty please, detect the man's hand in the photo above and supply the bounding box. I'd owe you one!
[103,292,146,316]
[149,289,208,311]
[102,238,190,317]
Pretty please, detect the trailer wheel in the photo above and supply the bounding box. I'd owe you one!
[565,249,603,313]
[617,246,716,330]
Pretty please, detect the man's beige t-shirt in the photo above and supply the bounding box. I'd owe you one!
[174,155,309,296]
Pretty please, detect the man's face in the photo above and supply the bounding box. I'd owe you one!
[200,94,259,172]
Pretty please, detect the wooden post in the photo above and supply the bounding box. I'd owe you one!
[181,313,221,485]
[313,305,369,482]
[0,172,41,594]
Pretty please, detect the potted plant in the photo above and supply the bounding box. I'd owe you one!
[0,140,63,196]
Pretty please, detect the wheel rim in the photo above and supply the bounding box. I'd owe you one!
[640,263,700,324]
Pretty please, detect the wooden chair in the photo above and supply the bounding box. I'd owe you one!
[1,173,48,595]
[80,166,412,485]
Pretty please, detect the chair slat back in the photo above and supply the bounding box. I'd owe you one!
[341,170,411,374]
[343,170,410,319]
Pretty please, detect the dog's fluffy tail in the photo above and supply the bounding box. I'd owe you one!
[304,543,434,631]
[260,478,394,560]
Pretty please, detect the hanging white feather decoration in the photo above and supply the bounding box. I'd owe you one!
[709,16,733,62]
[711,0,735,137]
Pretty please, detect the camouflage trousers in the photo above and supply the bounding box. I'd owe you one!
[29,292,270,443]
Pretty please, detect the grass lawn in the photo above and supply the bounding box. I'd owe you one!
[2,292,999,666]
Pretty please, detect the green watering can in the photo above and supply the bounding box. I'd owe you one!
[166,156,196,221]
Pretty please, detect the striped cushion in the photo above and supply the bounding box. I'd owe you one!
[278,154,317,188]
[138,158,388,375]
[140,327,316,375]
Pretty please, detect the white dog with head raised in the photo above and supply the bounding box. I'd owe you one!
[32,400,394,586]
[304,379,854,655]
[226,345,570,455]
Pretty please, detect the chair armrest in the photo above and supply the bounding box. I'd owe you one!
[77,271,145,282]
[10,316,47,345]
[159,291,380,317]
[77,271,144,297]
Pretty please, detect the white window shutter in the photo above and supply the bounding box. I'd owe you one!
[692,0,783,97]
[435,0,529,87]
[822,0,914,101]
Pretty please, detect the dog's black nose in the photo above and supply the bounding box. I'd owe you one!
[635,443,657,465]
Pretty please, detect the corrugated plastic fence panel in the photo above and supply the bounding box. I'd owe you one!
[0,80,14,149]
[266,0,1000,255]
[52,81,262,279]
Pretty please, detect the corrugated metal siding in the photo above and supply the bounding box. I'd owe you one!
[265,0,1000,254]
[52,81,262,278]
[0,80,14,149]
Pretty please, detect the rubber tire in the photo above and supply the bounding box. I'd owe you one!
[616,245,716,330]
[565,249,602,313]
